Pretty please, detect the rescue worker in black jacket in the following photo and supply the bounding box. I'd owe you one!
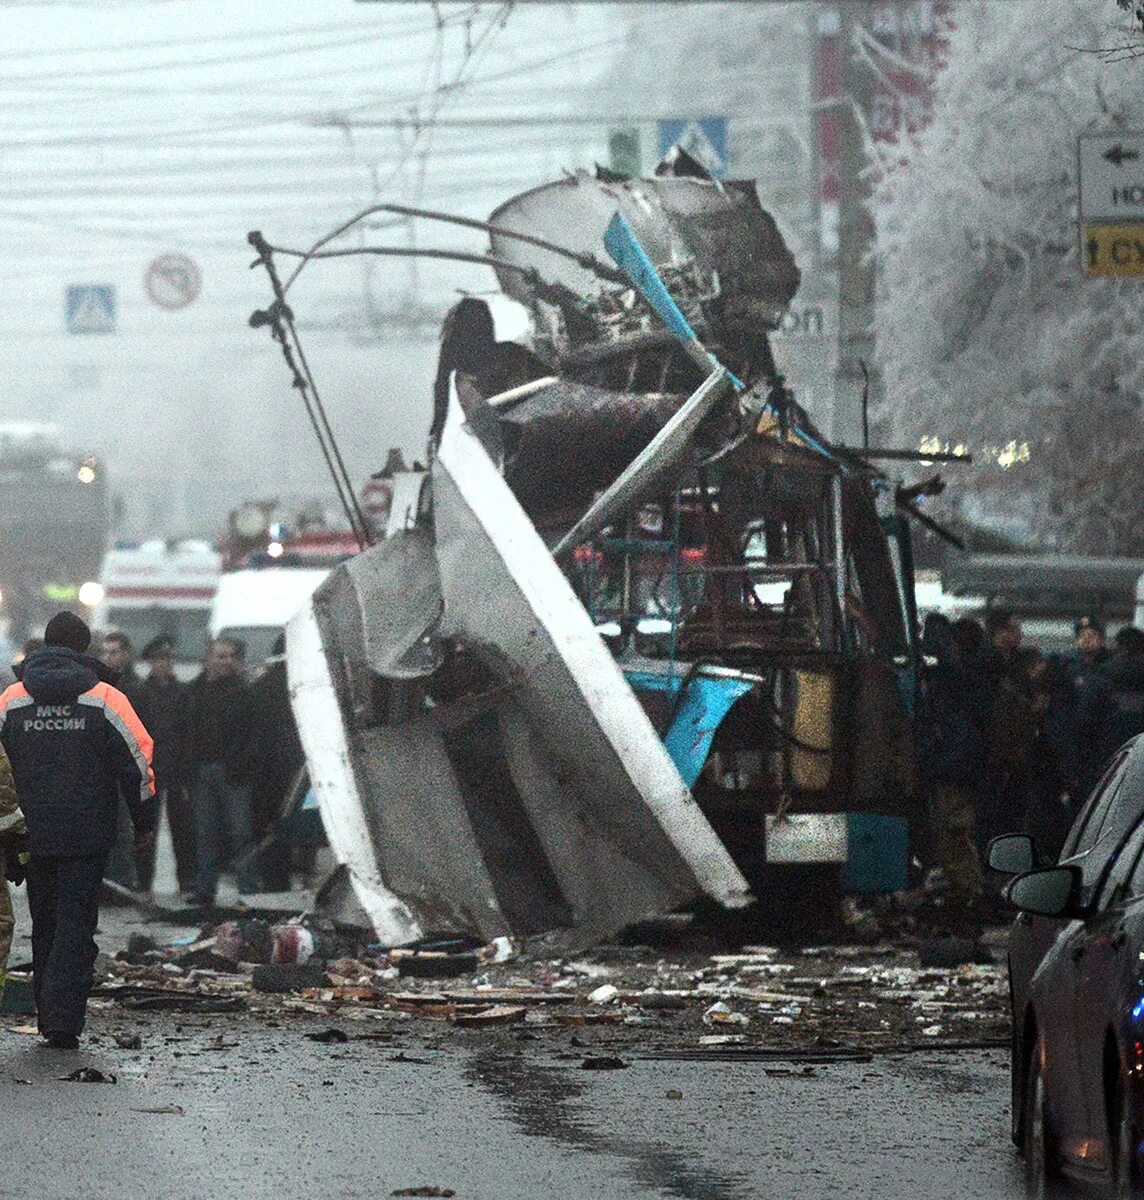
[0,612,155,1048]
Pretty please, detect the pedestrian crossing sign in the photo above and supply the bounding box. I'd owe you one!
[657,117,728,178]
[65,284,116,335]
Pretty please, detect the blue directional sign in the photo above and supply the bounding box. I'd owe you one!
[65,284,116,335]
[657,117,728,178]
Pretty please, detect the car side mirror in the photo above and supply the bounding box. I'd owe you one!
[1007,866,1081,918]
[988,833,1036,875]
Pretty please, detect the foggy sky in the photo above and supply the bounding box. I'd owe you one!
[0,2,817,535]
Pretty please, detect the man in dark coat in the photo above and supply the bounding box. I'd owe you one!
[0,612,154,1047]
[97,630,155,894]
[140,636,194,893]
[186,637,257,904]
[1064,616,1116,800]
[1104,626,1144,758]
[916,614,990,923]
[248,635,304,892]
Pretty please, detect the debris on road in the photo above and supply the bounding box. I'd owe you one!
[60,1068,116,1084]
[84,914,1010,1057]
[453,1005,527,1028]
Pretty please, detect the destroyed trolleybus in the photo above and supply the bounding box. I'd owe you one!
[278,156,924,948]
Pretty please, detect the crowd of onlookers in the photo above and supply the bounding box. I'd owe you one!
[11,630,304,906]
[916,607,1144,927]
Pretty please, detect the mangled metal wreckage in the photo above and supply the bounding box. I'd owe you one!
[286,160,919,949]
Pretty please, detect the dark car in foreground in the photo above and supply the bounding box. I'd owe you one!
[991,736,1144,1196]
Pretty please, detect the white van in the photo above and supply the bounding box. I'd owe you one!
[92,539,221,679]
[209,567,329,668]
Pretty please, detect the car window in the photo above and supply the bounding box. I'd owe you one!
[1084,761,1144,878]
[1128,832,1144,899]
[1098,816,1144,909]
[1062,751,1131,860]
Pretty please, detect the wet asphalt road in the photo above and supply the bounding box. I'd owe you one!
[1,1019,1021,1200]
[2,889,1024,1200]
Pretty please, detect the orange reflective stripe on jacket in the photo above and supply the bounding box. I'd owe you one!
[85,682,156,800]
[0,682,31,730]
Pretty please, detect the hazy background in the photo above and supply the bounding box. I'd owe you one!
[0,1,904,537]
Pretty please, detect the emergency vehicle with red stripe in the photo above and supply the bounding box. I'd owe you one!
[90,539,222,679]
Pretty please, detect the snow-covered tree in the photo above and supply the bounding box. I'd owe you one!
[1115,0,1144,39]
[876,0,1144,552]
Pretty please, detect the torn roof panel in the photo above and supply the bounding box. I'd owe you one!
[487,169,800,329]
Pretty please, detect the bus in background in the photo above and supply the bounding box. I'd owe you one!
[91,539,221,679]
[944,553,1144,654]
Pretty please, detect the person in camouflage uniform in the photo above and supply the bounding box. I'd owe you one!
[0,742,25,1003]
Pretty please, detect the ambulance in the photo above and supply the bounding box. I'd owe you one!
[91,539,222,678]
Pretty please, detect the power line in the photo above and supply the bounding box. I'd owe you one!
[2,28,395,85]
[0,13,437,63]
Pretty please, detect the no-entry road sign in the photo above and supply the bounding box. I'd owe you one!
[145,253,202,310]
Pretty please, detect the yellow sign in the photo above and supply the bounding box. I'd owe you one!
[1083,221,1144,277]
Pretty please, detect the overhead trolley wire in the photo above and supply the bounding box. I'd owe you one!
[2,28,397,85]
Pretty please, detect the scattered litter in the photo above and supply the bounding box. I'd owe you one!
[252,963,326,994]
[271,925,316,966]
[702,1002,748,1027]
[11,1077,32,1085]
[86,905,1008,1060]
[392,939,482,980]
[392,1189,456,1198]
[60,1068,116,1084]
[481,937,516,965]
[453,1005,527,1027]
[765,1066,818,1079]
[306,1028,350,1044]
[665,1088,684,1100]
[631,992,688,1010]
[580,1055,629,1070]
[131,1104,185,1115]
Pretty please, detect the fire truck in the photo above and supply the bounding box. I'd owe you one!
[0,423,109,643]
[211,500,358,668]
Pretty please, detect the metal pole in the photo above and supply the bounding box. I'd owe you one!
[833,0,880,446]
[832,472,849,649]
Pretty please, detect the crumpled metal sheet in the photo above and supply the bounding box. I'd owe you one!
[487,170,800,334]
[285,599,424,948]
[344,528,442,680]
[477,374,684,522]
[431,386,753,925]
[286,386,752,949]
